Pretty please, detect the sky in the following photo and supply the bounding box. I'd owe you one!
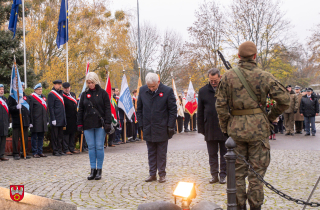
[110,0,320,46]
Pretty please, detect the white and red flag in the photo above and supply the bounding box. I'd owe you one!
[185,81,197,116]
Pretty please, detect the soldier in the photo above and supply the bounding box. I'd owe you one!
[283,85,298,136]
[0,84,9,161]
[216,41,290,210]
[294,86,304,134]
[7,82,31,160]
[62,82,79,155]
[29,83,49,158]
[48,80,67,156]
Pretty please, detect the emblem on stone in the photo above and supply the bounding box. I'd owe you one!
[10,185,24,202]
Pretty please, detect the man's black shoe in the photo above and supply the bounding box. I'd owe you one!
[145,176,157,182]
[53,153,61,156]
[312,133,316,136]
[219,176,226,184]
[209,176,219,184]
[60,152,66,155]
[290,133,294,136]
[280,131,283,134]
[184,129,191,132]
[285,133,290,136]
[33,154,40,158]
[114,142,120,145]
[20,155,31,159]
[237,205,247,210]
[14,155,20,160]
[295,131,302,134]
[305,133,310,136]
[193,128,197,131]
[159,176,166,183]
[88,169,97,180]
[250,206,261,210]
[95,169,102,180]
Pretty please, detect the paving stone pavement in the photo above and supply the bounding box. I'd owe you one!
[1,131,320,209]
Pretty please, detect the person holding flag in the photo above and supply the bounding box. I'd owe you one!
[184,81,198,131]
[48,80,66,156]
[29,83,49,158]
[137,73,177,183]
[0,84,9,161]
[8,68,31,160]
[77,72,112,180]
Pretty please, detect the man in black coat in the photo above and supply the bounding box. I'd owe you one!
[29,83,49,158]
[197,68,228,184]
[48,80,67,156]
[300,88,319,136]
[137,73,177,183]
[0,84,9,161]
[7,82,31,160]
[62,82,79,155]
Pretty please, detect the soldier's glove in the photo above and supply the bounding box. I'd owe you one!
[29,124,33,128]
[104,124,112,133]
[52,120,56,126]
[77,125,83,132]
[16,104,22,109]
[224,133,229,138]
[167,127,175,139]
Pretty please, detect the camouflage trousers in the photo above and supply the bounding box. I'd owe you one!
[234,139,271,208]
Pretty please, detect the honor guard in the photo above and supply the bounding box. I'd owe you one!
[48,80,67,156]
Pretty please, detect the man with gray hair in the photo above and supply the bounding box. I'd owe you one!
[198,68,227,184]
[137,72,177,183]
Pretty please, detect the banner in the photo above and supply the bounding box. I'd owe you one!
[56,0,68,48]
[118,74,134,120]
[185,81,197,116]
[105,75,118,126]
[172,78,180,111]
[8,0,22,39]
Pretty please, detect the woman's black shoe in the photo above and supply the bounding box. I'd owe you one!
[95,169,102,180]
[87,169,97,180]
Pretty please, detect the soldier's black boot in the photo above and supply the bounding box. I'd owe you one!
[95,169,102,180]
[237,205,247,210]
[250,206,261,210]
[87,169,97,180]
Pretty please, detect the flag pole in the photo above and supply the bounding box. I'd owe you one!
[22,0,27,88]
[137,0,142,76]
[65,0,69,82]
[106,69,109,147]
[14,56,26,159]
[123,69,127,143]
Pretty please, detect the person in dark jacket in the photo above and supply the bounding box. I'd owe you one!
[62,82,79,155]
[137,73,177,183]
[48,80,67,156]
[77,72,112,180]
[0,84,9,161]
[198,68,228,184]
[29,83,49,158]
[7,82,31,160]
[300,88,319,136]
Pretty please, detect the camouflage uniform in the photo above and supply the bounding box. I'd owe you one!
[216,58,290,208]
[283,90,298,135]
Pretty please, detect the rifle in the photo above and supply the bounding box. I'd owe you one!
[217,50,232,70]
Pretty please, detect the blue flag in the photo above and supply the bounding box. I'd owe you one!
[56,0,68,48]
[118,74,134,120]
[8,0,22,39]
[9,63,29,110]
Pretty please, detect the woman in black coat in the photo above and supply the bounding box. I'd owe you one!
[77,72,112,180]
[29,83,49,158]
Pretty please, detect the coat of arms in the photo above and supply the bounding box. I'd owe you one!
[10,185,24,202]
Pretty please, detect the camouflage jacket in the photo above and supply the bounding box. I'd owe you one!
[284,91,298,114]
[215,59,290,141]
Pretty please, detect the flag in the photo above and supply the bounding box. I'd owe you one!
[56,0,68,48]
[172,78,180,111]
[8,0,22,39]
[135,75,142,110]
[185,81,197,116]
[118,74,134,119]
[81,62,90,93]
[9,60,29,110]
[105,75,118,126]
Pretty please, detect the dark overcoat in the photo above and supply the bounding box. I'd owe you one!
[7,93,30,128]
[137,83,177,142]
[48,88,67,127]
[0,96,9,136]
[300,94,320,117]
[197,83,227,141]
[63,92,78,134]
[29,93,49,133]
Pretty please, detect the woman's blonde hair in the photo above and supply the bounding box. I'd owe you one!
[86,72,100,86]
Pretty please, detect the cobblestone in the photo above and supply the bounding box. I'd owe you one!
[1,133,320,209]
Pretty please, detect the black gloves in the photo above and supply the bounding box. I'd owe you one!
[77,126,83,132]
[167,127,175,139]
[104,124,112,133]
[224,133,229,138]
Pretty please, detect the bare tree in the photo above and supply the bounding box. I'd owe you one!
[226,0,291,70]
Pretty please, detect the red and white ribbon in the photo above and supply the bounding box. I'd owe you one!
[31,93,47,110]
[50,90,64,106]
[63,94,77,104]
[0,97,8,114]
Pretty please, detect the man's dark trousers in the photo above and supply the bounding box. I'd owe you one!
[305,116,316,135]
[0,136,6,158]
[63,132,75,153]
[31,132,44,155]
[12,127,29,156]
[108,133,115,146]
[184,112,190,130]
[146,140,168,177]
[51,126,64,154]
[206,140,227,178]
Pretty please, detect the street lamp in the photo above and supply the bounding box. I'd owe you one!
[173,181,197,210]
